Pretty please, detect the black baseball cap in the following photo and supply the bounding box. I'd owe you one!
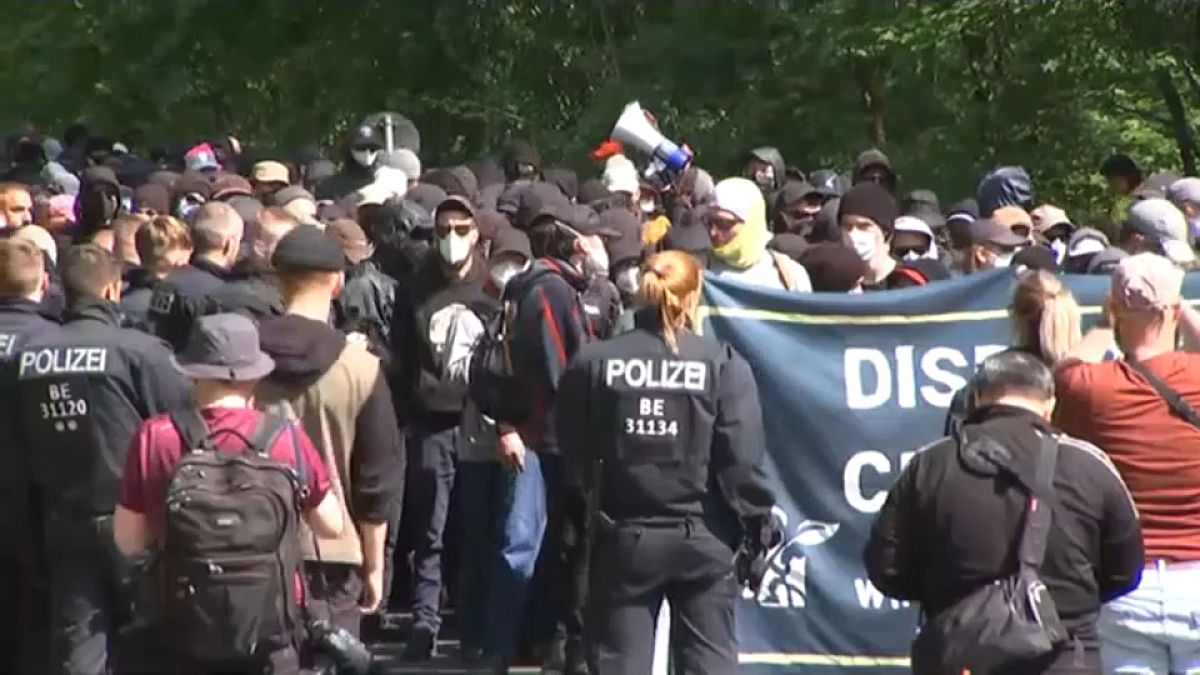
[272,224,346,272]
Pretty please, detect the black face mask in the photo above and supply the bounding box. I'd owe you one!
[80,187,119,228]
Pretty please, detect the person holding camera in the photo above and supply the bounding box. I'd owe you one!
[113,313,343,673]
[555,249,777,675]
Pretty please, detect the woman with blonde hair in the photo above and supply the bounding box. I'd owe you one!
[556,250,777,674]
[945,270,1082,433]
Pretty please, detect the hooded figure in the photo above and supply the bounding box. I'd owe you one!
[977,166,1033,217]
[501,140,541,184]
[314,123,386,201]
[744,147,786,195]
[852,149,897,194]
[706,177,812,292]
[74,166,124,236]
[4,136,47,186]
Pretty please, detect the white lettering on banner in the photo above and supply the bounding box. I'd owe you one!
[742,506,841,610]
[18,347,108,378]
[843,344,1007,410]
[605,358,707,392]
[854,578,911,610]
[844,450,917,514]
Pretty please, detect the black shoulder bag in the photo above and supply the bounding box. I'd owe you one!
[1128,360,1200,429]
[910,430,1068,674]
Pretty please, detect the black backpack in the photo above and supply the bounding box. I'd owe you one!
[160,409,308,665]
[910,430,1068,674]
[468,297,537,424]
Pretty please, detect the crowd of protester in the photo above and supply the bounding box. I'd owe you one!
[1,113,1200,675]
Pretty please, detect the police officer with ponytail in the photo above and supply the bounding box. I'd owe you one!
[556,250,776,675]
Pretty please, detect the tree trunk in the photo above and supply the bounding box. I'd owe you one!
[1156,66,1198,176]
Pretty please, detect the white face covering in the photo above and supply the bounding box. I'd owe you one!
[992,251,1015,269]
[615,266,640,296]
[1049,239,1067,264]
[438,232,474,266]
[351,149,378,168]
[847,229,877,263]
[901,250,921,262]
[640,198,656,215]
[489,260,527,290]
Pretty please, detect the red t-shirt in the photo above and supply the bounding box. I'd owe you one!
[1055,352,1200,561]
[117,407,331,542]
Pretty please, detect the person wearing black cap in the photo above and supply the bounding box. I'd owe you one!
[798,242,868,292]
[14,244,190,675]
[389,194,494,660]
[255,225,405,643]
[839,182,902,290]
[772,181,826,238]
[852,148,897,193]
[112,313,342,674]
[962,218,1028,274]
[496,201,600,673]
[314,123,386,202]
[75,166,124,237]
[327,217,398,359]
[502,140,542,185]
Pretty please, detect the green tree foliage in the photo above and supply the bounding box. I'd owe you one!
[5,0,1200,218]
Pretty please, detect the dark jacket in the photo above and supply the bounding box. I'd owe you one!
[205,258,284,321]
[147,257,229,351]
[258,314,404,531]
[119,267,162,332]
[16,301,190,518]
[864,405,1143,644]
[314,131,379,202]
[0,298,61,541]
[556,310,774,525]
[390,251,492,428]
[505,258,594,452]
[334,259,399,363]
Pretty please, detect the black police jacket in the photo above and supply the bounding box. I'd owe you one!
[0,298,61,540]
[147,257,228,351]
[205,260,285,322]
[864,405,1144,644]
[555,309,775,524]
[16,301,190,517]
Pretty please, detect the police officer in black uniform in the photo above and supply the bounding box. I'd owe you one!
[146,202,242,350]
[17,243,190,675]
[0,238,62,675]
[556,250,776,675]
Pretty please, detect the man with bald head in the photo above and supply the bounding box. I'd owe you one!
[205,206,297,321]
[147,201,243,349]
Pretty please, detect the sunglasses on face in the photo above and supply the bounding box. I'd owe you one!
[435,223,475,238]
[1010,224,1032,238]
[893,245,927,258]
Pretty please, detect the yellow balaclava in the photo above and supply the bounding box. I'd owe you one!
[711,177,770,270]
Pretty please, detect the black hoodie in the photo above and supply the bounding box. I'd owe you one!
[314,127,382,201]
[257,314,404,524]
[748,146,787,193]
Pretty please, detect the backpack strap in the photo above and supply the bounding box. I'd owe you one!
[169,408,214,454]
[1127,360,1200,430]
[769,251,798,291]
[1016,432,1060,570]
[247,413,289,459]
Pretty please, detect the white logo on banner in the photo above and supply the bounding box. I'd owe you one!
[743,506,840,609]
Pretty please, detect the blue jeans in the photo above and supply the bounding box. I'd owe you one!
[1099,561,1200,674]
[457,452,546,659]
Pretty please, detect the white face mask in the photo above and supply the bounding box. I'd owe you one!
[992,251,1014,269]
[901,250,920,262]
[640,199,656,215]
[615,266,640,296]
[438,232,474,266]
[351,149,378,168]
[1049,239,1067,264]
[847,229,877,263]
[489,260,527,290]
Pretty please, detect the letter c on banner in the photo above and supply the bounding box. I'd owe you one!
[844,450,890,513]
[844,348,891,410]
